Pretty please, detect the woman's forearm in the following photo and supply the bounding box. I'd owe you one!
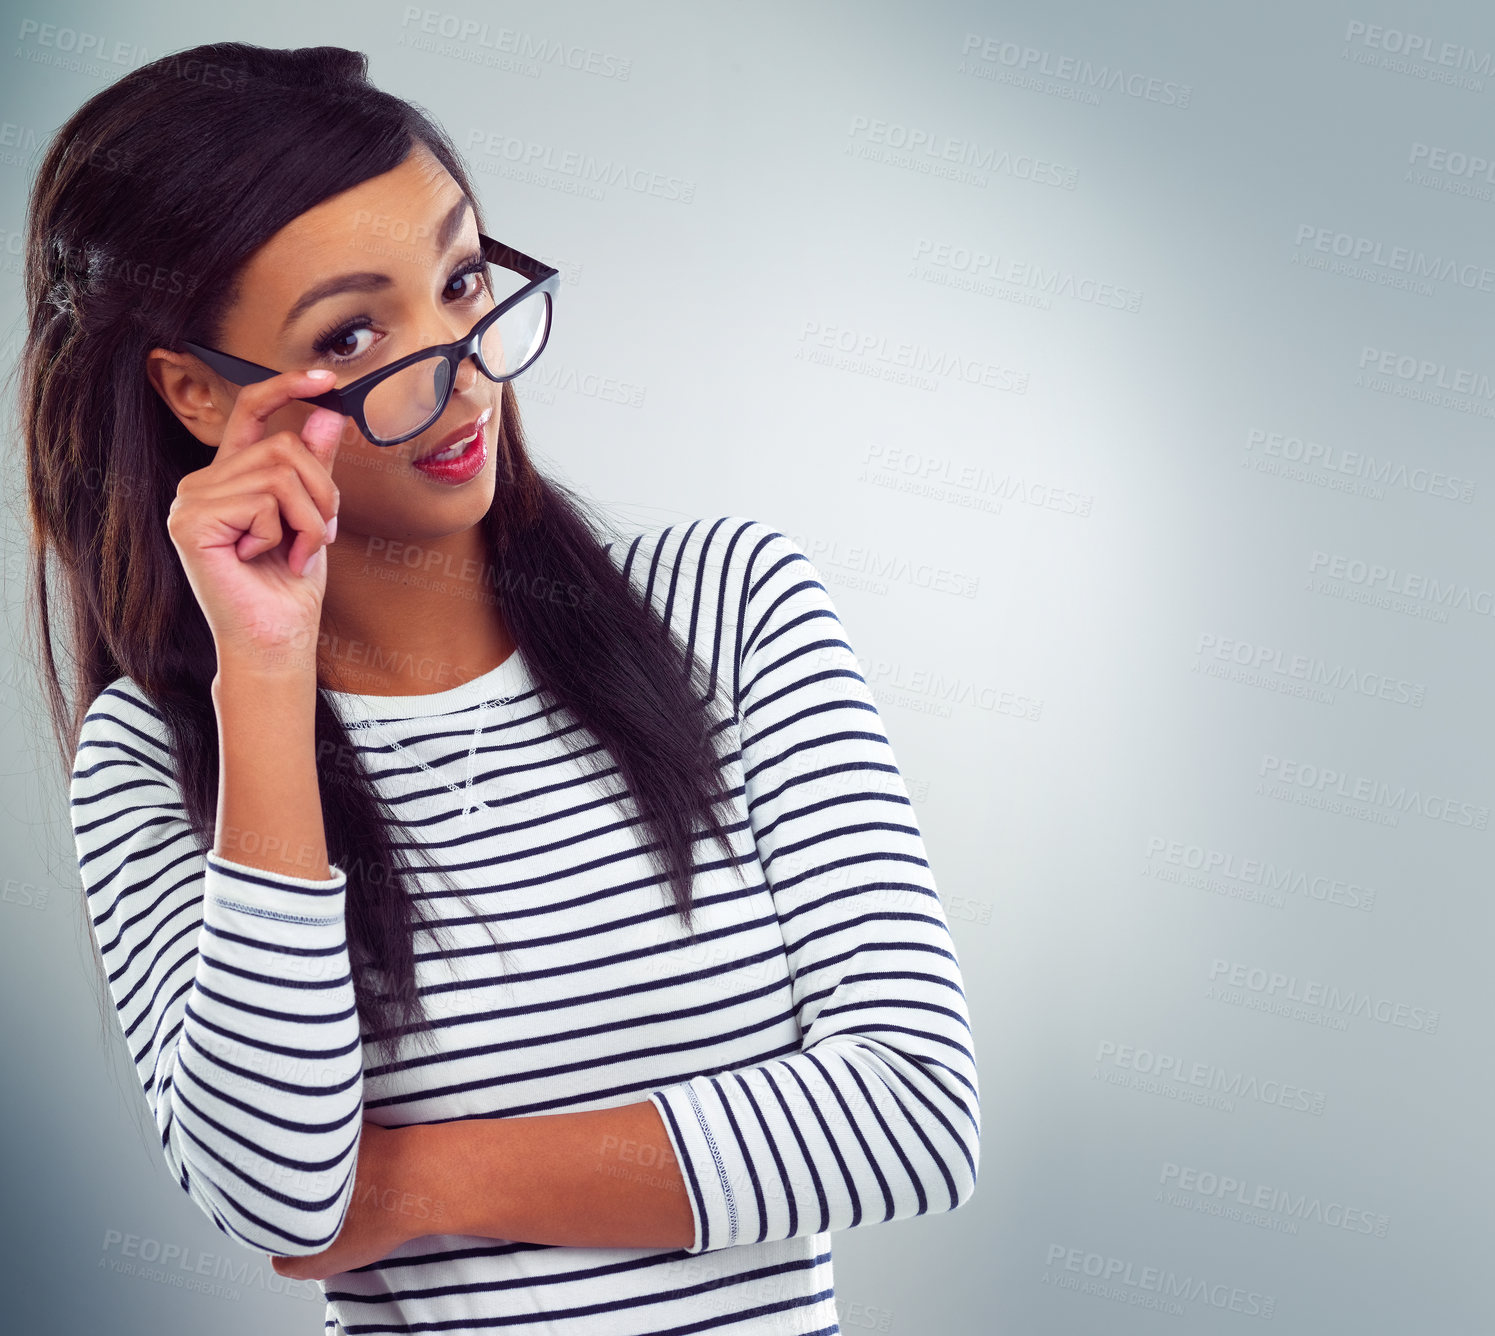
[212,656,330,879]
[404,1099,695,1249]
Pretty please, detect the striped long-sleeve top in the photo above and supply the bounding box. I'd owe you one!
[70,515,981,1335]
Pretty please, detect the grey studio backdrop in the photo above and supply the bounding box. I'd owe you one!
[0,2,1489,1333]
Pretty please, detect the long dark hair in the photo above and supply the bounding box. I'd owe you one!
[20,42,742,1065]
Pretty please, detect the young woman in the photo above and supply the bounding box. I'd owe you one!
[27,41,980,1334]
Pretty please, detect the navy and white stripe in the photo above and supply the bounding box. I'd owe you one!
[70,516,981,1334]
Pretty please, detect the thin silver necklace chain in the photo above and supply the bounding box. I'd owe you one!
[341,693,517,821]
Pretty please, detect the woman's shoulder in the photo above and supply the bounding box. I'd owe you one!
[604,513,807,586]
[74,674,172,767]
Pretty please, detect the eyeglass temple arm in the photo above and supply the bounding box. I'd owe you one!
[178,340,348,408]
[479,234,558,283]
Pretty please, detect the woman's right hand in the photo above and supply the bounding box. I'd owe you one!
[166,367,346,673]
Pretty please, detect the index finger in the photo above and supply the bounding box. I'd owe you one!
[216,367,340,455]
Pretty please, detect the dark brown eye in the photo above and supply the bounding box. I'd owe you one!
[446,270,483,300]
[311,321,376,360]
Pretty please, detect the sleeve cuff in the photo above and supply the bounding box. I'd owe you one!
[649,1082,743,1255]
[203,850,348,944]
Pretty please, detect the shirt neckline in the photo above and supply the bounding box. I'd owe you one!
[321,646,532,722]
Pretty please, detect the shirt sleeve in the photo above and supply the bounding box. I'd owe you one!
[647,521,981,1254]
[70,681,364,1256]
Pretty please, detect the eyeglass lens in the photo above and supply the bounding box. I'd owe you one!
[362,289,552,442]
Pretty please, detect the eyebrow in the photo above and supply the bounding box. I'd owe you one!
[278,196,474,334]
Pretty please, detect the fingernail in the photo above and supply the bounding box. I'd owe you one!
[304,547,324,577]
[307,369,335,382]
[326,515,338,544]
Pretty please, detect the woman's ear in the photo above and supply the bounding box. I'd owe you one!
[146,348,228,447]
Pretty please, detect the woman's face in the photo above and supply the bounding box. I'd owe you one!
[151,141,502,546]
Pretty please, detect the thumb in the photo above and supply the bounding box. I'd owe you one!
[300,406,346,469]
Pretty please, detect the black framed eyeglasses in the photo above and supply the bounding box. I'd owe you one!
[182,234,558,447]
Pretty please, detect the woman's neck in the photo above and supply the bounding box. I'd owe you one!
[315,523,516,696]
